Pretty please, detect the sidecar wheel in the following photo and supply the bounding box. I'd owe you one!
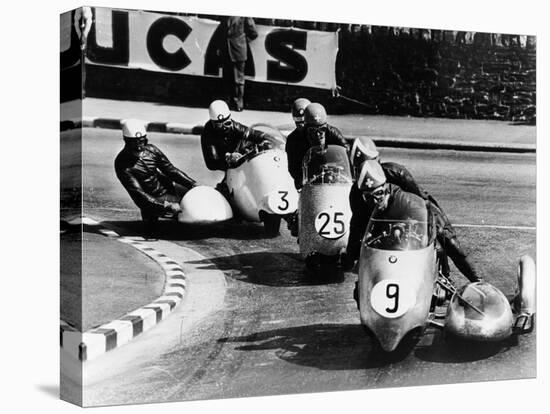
[262,214,281,237]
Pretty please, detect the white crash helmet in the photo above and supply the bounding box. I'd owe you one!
[208,100,231,122]
[357,159,386,191]
[350,137,380,176]
[121,119,147,139]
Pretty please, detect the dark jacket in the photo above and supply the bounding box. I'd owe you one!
[221,17,258,62]
[285,124,349,189]
[115,144,196,215]
[200,119,265,171]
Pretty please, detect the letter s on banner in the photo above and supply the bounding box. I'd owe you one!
[265,29,308,83]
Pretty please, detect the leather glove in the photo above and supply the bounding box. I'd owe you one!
[164,201,182,215]
[225,152,243,166]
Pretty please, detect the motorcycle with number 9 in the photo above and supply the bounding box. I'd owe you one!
[357,202,536,355]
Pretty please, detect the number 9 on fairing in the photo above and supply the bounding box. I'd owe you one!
[370,280,414,318]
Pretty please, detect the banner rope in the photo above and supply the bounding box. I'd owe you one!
[332,85,372,108]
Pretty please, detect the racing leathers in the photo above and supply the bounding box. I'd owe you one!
[346,181,480,283]
[115,143,197,225]
[285,124,350,190]
[200,119,265,171]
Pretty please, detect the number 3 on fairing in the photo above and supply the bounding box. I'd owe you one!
[278,191,289,211]
[314,211,346,239]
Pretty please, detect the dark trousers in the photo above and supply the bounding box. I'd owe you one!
[223,60,246,110]
[140,184,190,237]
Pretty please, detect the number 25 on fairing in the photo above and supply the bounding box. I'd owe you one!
[314,210,346,239]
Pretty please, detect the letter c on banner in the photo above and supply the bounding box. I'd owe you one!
[147,17,192,71]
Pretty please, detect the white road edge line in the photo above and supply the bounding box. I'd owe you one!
[454,224,536,231]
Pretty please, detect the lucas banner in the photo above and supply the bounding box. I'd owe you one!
[61,8,339,90]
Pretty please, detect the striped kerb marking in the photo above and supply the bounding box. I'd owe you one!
[92,328,118,351]
[60,218,188,361]
[142,306,164,323]
[120,315,144,337]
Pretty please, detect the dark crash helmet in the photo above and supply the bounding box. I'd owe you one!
[291,98,311,127]
[304,103,328,127]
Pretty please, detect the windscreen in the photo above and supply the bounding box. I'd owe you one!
[365,218,431,251]
[302,145,352,186]
[236,124,286,161]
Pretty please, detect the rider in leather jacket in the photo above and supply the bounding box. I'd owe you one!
[285,103,349,190]
[115,119,197,237]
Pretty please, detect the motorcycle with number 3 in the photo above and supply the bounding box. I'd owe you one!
[357,203,536,354]
[226,124,299,236]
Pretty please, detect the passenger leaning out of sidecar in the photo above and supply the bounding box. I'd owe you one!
[115,119,199,239]
[345,160,481,285]
[201,100,266,198]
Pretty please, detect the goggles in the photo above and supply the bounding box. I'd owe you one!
[213,117,232,129]
[306,124,327,135]
[124,136,148,145]
[362,186,386,200]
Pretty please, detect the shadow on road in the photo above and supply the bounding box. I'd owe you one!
[218,323,414,370]
[187,252,346,287]
[100,219,271,241]
[415,331,518,363]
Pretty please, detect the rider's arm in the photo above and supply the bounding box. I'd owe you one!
[382,162,444,209]
[151,145,197,188]
[201,130,229,171]
[346,186,372,262]
[326,125,350,153]
[115,165,168,215]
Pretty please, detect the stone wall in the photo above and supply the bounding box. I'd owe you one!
[334,26,536,123]
[80,13,536,123]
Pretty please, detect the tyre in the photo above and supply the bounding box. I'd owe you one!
[262,214,281,237]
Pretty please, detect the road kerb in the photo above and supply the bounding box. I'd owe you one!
[60,218,188,362]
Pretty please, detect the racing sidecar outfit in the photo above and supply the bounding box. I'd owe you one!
[346,183,480,282]
[115,143,197,227]
[285,124,349,190]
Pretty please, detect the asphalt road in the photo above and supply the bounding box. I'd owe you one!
[62,128,536,406]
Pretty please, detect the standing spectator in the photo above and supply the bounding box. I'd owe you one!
[220,16,258,112]
[74,6,92,51]
[74,6,92,99]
